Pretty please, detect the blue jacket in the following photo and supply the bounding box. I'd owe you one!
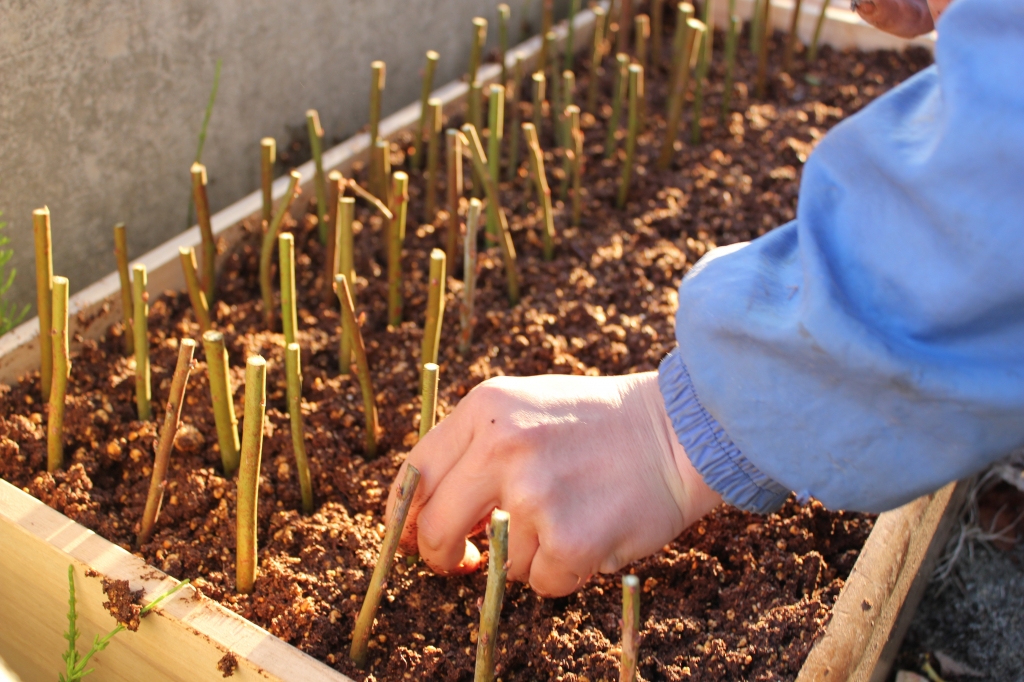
[659,0,1024,514]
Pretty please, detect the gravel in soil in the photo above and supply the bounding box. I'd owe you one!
[0,19,932,682]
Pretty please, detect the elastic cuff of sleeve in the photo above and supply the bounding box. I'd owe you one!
[658,348,791,515]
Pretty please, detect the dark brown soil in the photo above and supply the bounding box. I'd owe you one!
[101,577,143,631]
[0,12,932,682]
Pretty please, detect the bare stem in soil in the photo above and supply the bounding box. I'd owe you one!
[133,264,151,421]
[278,232,299,346]
[285,343,313,515]
[564,0,580,72]
[46,276,69,472]
[462,124,519,305]
[539,0,554,71]
[388,171,410,327]
[425,98,443,220]
[531,72,546,139]
[651,0,665,65]
[202,330,240,475]
[259,170,301,328]
[336,197,356,374]
[460,198,482,356]
[756,0,773,98]
[498,4,511,84]
[468,81,484,198]
[236,355,267,595]
[635,14,650,75]
[306,109,329,245]
[506,57,525,182]
[261,137,276,227]
[138,338,196,546]
[558,70,575,149]
[620,574,641,682]
[689,28,709,144]
[469,17,488,85]
[474,509,510,682]
[421,249,447,371]
[113,223,134,356]
[569,107,584,226]
[368,61,386,196]
[350,463,420,668]
[335,274,379,458]
[751,0,764,56]
[324,170,345,304]
[617,64,644,209]
[808,0,829,63]
[657,17,702,169]
[605,53,630,159]
[486,84,505,236]
[33,207,53,402]
[586,6,607,115]
[419,362,439,438]
[372,139,393,209]
[179,246,212,332]
[523,123,556,260]
[190,162,217,303]
[721,14,740,123]
[546,32,560,134]
[784,0,805,72]
[412,51,440,171]
[446,128,464,274]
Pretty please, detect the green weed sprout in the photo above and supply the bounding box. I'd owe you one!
[620,574,641,682]
[112,223,133,354]
[412,51,440,171]
[59,564,189,682]
[190,162,217,303]
[138,338,196,545]
[460,199,482,356]
[47,276,70,472]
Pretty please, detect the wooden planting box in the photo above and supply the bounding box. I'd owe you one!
[0,3,951,681]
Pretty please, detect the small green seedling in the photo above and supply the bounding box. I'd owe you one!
[620,574,641,682]
[132,264,151,420]
[59,564,189,682]
[237,355,267,594]
[259,170,301,328]
[47,276,70,472]
[306,109,329,244]
[350,463,420,668]
[190,162,217,303]
[336,274,380,458]
[179,246,212,332]
[286,342,314,514]
[34,207,53,402]
[474,509,510,682]
[138,338,196,546]
[202,330,240,475]
[113,223,133,355]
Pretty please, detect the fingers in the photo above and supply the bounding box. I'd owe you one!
[852,0,935,38]
[529,546,587,597]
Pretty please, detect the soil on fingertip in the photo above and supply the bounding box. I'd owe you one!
[0,14,932,682]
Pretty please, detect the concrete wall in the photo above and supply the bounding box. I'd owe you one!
[0,0,550,317]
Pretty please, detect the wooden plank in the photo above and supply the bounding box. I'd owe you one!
[0,478,351,682]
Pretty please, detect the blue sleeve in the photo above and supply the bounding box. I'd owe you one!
[658,0,1024,514]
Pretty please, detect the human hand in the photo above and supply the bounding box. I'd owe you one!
[384,371,723,597]
[851,0,952,37]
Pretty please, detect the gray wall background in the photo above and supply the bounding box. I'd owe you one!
[0,0,556,317]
